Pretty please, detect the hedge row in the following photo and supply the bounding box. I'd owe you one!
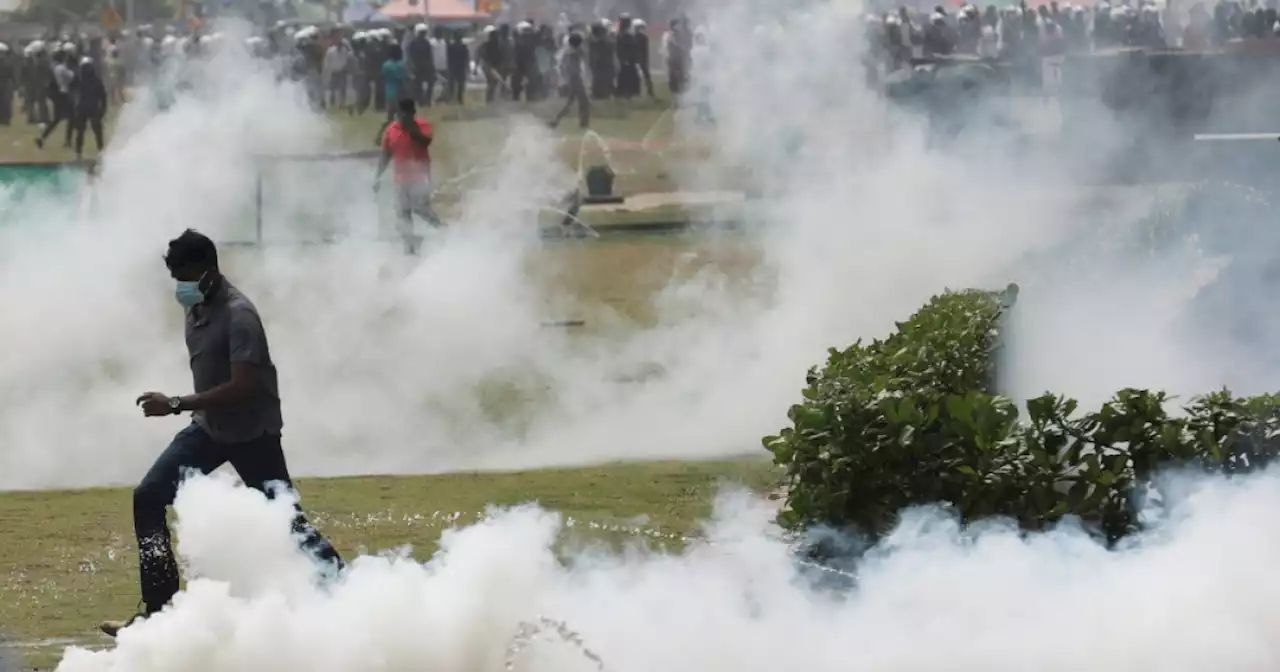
[765,286,1280,544]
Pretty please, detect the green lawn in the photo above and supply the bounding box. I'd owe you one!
[0,459,779,670]
[0,92,732,229]
[0,93,698,190]
[0,89,771,671]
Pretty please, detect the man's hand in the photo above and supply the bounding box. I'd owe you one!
[136,392,176,418]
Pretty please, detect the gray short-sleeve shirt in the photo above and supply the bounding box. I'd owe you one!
[185,280,283,443]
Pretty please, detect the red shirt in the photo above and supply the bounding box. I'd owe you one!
[382,118,433,185]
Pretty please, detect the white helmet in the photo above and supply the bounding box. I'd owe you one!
[516,20,533,32]
[61,41,77,52]
[633,18,647,30]
[414,22,428,33]
[79,55,92,66]
[352,31,366,41]
[483,25,497,34]
[0,43,9,54]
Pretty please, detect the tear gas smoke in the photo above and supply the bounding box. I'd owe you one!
[53,470,1280,671]
[5,2,1280,670]
[2,7,1278,488]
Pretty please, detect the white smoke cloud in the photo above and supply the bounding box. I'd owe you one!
[1,3,1272,489]
[2,4,1276,671]
[52,470,1280,671]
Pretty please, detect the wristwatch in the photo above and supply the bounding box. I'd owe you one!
[168,397,182,414]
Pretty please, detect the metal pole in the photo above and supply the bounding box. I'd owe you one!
[254,168,264,245]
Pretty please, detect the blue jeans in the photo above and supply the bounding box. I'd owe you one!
[132,423,343,613]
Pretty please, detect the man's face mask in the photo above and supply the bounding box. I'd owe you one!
[174,272,207,309]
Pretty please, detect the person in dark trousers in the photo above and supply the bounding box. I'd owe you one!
[480,27,504,104]
[354,34,379,114]
[380,44,408,124]
[510,22,535,101]
[23,47,51,125]
[407,24,436,107]
[0,44,14,126]
[99,230,344,637]
[72,57,106,160]
[614,16,639,99]
[588,23,615,100]
[445,31,469,105]
[35,50,75,150]
[550,32,589,129]
[633,20,655,98]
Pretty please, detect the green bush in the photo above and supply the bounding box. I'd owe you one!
[765,287,1280,544]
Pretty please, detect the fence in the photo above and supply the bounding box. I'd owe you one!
[248,150,382,246]
[0,153,384,245]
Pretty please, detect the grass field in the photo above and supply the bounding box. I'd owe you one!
[1,458,780,670]
[0,92,727,205]
[0,89,771,671]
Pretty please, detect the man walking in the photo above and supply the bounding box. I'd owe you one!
[550,32,589,129]
[322,35,352,110]
[374,98,444,255]
[407,23,436,106]
[100,230,343,637]
[71,57,107,160]
[35,49,76,150]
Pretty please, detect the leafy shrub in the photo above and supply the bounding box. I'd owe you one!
[765,287,1280,545]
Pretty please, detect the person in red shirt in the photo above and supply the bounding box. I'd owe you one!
[374,98,444,255]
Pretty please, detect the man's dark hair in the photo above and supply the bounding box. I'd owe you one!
[164,229,218,272]
[388,44,403,60]
[568,32,583,47]
[395,98,431,148]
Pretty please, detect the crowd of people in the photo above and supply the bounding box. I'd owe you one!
[0,13,705,149]
[281,14,695,129]
[864,0,1280,75]
[8,0,1280,157]
[0,36,112,159]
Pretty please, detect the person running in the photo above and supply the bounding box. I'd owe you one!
[35,50,75,150]
[374,98,444,255]
[100,230,344,637]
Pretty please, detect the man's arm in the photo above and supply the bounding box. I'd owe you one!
[404,119,432,147]
[176,309,265,412]
[374,145,393,183]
